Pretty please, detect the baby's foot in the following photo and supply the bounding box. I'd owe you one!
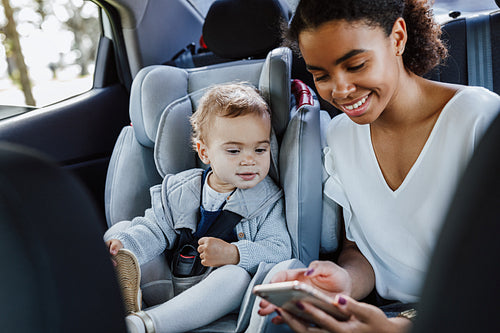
[114,249,142,314]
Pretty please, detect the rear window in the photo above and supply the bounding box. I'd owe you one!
[433,0,498,16]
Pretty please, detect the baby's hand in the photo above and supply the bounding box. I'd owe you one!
[197,237,239,267]
[106,239,123,256]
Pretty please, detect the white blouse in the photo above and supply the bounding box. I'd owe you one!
[323,86,500,302]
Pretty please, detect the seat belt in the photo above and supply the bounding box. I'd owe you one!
[171,168,243,277]
[466,13,494,91]
[171,211,243,277]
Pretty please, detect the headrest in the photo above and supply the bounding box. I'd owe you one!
[130,65,189,147]
[203,0,291,59]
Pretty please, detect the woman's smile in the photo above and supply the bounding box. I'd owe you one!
[337,93,372,117]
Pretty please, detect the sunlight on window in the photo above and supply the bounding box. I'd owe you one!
[0,0,100,108]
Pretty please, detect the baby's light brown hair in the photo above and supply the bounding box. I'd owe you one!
[190,83,271,149]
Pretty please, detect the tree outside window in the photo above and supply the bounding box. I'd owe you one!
[0,0,100,108]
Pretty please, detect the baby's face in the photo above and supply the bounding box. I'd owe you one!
[197,112,271,193]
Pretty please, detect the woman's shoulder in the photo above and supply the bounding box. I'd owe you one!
[452,85,500,103]
[444,85,500,121]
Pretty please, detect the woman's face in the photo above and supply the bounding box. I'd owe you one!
[299,19,406,125]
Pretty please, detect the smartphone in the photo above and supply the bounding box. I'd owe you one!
[253,281,349,322]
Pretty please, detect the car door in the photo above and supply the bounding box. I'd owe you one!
[0,1,131,221]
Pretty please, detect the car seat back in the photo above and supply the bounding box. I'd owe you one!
[413,110,500,333]
[426,8,500,94]
[166,0,292,68]
[0,143,126,333]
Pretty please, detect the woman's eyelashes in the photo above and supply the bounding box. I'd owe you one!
[314,74,329,82]
[312,63,365,82]
[347,62,365,71]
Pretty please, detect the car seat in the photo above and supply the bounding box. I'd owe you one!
[413,110,500,333]
[426,4,500,94]
[165,0,292,68]
[104,43,331,331]
[0,142,126,333]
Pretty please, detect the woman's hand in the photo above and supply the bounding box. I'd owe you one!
[198,236,240,267]
[298,261,353,298]
[276,295,412,333]
[258,260,352,317]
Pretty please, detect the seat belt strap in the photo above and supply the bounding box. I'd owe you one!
[204,210,242,241]
[466,13,494,90]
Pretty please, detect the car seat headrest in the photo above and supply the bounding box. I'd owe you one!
[202,0,291,60]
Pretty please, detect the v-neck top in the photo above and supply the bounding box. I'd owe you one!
[323,86,500,302]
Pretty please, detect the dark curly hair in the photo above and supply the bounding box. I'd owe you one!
[284,0,447,76]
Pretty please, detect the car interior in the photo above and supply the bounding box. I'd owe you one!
[0,0,499,332]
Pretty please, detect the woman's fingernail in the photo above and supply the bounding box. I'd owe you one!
[338,296,347,305]
[305,268,314,276]
[275,309,282,316]
[296,302,305,311]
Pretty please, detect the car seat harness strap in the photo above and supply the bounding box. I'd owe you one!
[171,168,241,277]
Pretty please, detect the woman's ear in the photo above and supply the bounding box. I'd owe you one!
[196,140,210,165]
[392,17,407,56]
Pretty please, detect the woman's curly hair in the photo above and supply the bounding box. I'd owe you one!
[284,0,447,76]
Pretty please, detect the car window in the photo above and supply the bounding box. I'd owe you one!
[433,0,498,21]
[434,0,498,13]
[284,0,498,17]
[0,0,101,110]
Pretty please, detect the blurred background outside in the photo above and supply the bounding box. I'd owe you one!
[0,0,99,108]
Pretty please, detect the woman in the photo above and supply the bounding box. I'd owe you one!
[258,0,500,332]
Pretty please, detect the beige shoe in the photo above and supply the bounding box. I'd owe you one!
[114,248,142,314]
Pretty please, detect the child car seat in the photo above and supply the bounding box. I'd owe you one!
[105,45,331,332]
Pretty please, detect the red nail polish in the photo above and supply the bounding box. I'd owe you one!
[296,302,305,310]
[338,296,347,305]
